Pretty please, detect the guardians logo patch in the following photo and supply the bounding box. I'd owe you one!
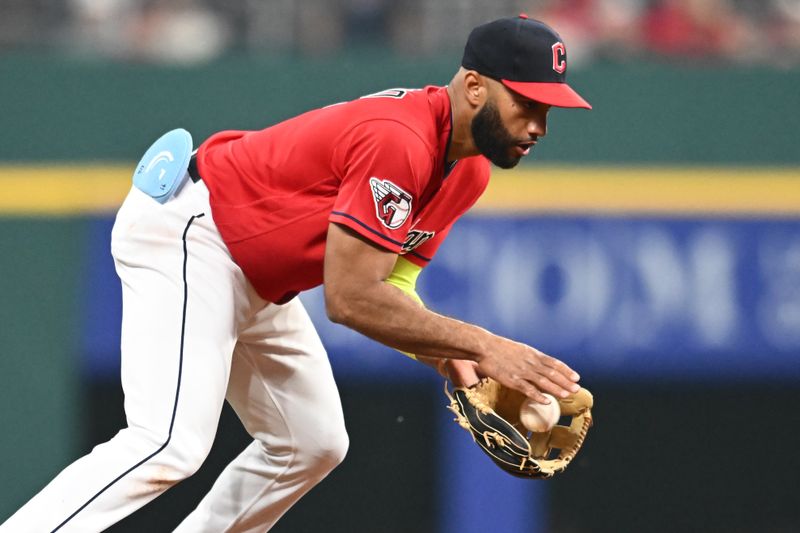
[370,178,412,229]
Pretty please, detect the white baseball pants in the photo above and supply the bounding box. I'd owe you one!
[1,177,348,532]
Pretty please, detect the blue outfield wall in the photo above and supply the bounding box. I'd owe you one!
[83,214,800,382]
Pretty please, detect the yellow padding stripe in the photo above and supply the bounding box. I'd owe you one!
[0,164,798,216]
[0,165,131,215]
[476,166,800,217]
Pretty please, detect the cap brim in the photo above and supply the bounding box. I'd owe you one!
[502,80,592,109]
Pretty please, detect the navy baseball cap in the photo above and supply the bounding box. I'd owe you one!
[462,14,591,109]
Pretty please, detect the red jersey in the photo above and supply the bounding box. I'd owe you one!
[195,86,490,303]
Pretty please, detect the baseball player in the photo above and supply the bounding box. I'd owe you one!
[2,15,590,532]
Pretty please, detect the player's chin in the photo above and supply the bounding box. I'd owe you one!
[490,150,523,169]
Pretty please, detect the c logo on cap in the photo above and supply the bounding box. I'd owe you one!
[552,42,566,74]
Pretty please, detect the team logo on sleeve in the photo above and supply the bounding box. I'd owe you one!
[370,178,412,229]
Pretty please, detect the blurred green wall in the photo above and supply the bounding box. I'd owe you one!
[1,53,799,164]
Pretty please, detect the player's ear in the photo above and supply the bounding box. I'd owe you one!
[462,70,487,108]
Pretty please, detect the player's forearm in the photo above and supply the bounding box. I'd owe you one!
[326,279,497,362]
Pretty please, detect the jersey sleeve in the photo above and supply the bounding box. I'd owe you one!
[402,223,453,267]
[329,120,434,253]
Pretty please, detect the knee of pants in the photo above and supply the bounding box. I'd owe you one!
[290,422,349,477]
[89,426,214,498]
[314,426,350,473]
[126,426,215,483]
[159,436,215,480]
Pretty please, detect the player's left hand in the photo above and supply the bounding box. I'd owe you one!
[446,377,594,478]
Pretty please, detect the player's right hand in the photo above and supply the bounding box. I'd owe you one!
[475,337,580,404]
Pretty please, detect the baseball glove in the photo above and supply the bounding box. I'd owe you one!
[445,378,593,479]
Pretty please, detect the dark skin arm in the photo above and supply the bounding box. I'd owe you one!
[323,223,580,403]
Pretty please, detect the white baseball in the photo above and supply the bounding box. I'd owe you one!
[519,394,560,433]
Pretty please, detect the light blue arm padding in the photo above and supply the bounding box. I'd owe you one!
[385,256,424,360]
